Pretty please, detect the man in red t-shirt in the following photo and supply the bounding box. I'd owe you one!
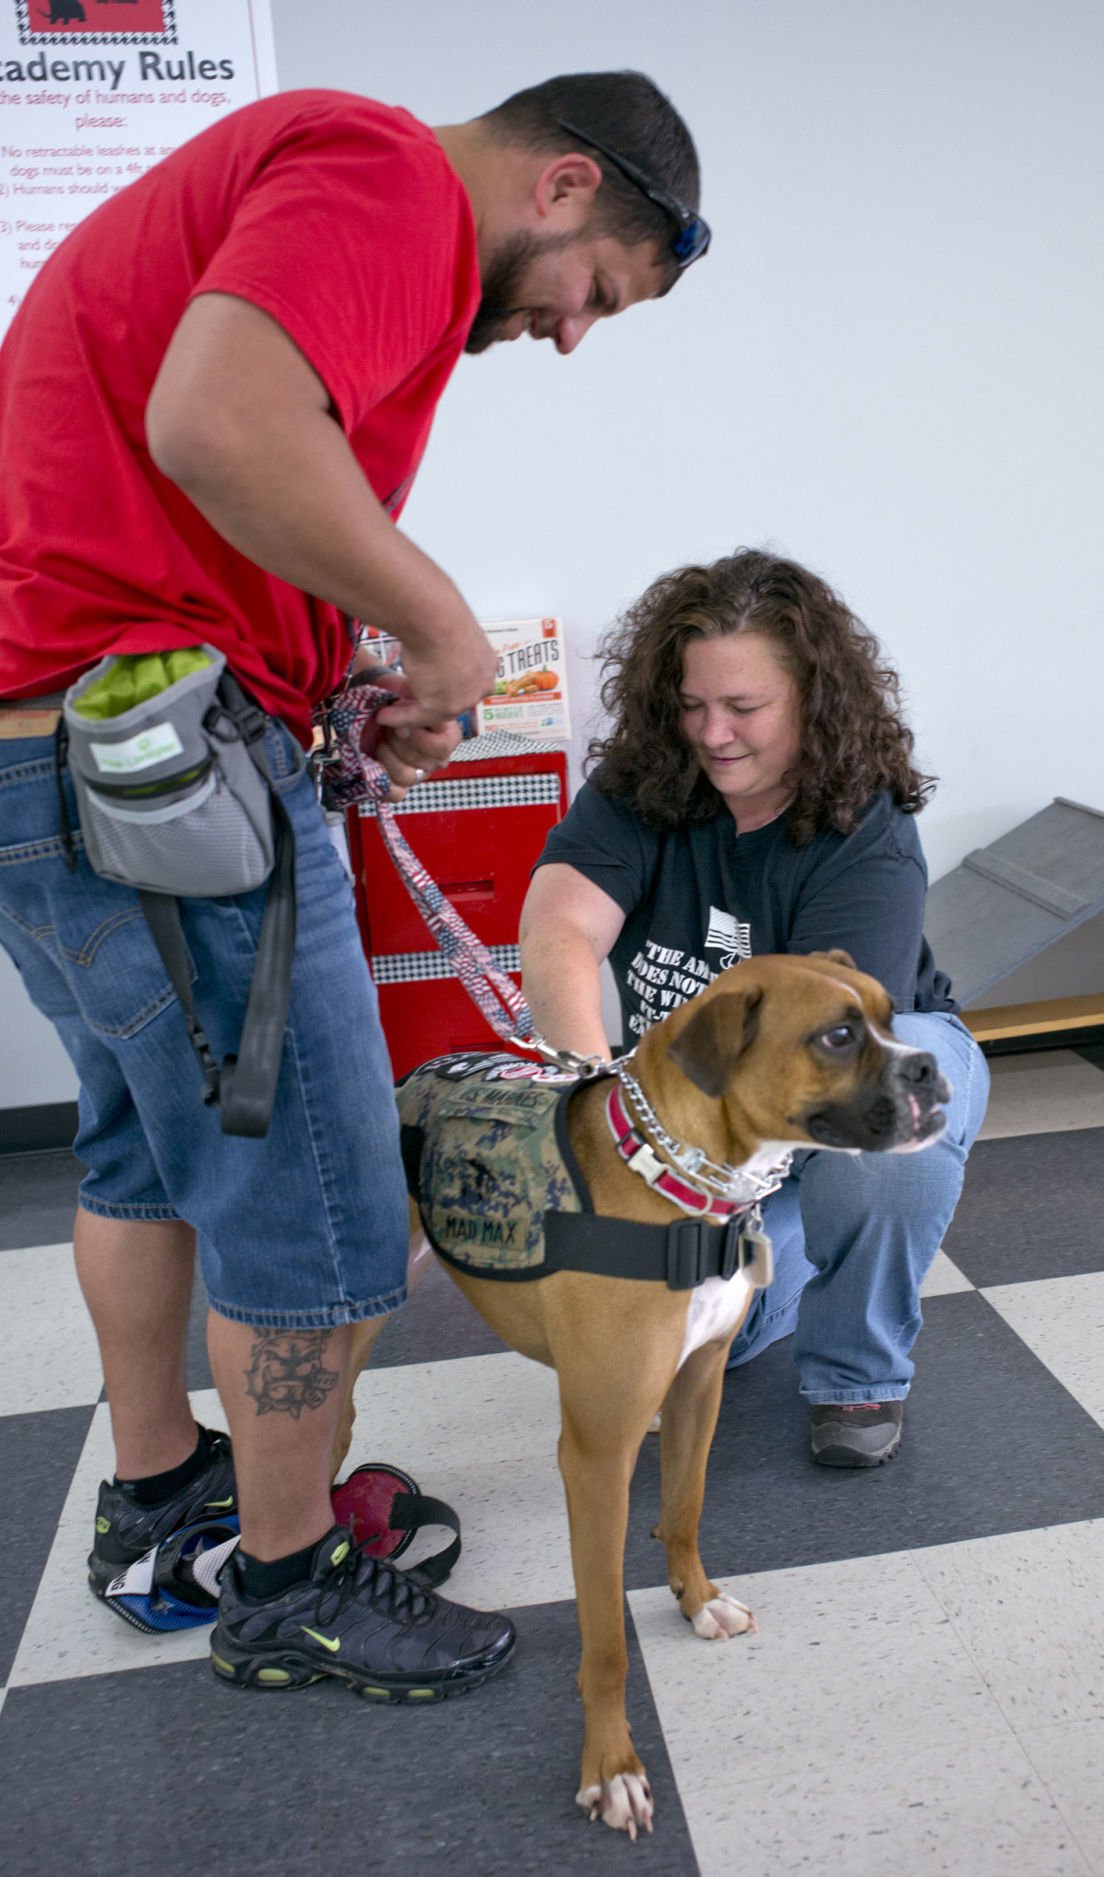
[0,72,708,1700]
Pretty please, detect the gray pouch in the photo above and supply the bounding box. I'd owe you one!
[63,647,277,896]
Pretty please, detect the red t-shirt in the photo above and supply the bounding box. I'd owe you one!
[0,91,480,743]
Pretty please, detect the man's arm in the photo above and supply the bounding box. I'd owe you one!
[145,292,496,725]
[518,864,627,1058]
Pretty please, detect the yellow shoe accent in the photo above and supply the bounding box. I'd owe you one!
[205,1497,235,1510]
[210,1651,236,1677]
[95,1516,110,1535]
[406,1689,437,1701]
[257,1666,294,1684]
[301,1626,341,1654]
[330,1539,350,1568]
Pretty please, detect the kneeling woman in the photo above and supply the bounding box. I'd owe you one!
[520,548,989,1467]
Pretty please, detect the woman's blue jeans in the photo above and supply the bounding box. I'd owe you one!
[726,1010,990,1402]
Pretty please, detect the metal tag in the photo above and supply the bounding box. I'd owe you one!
[739,1212,775,1289]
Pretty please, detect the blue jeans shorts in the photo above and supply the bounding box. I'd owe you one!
[0,720,409,1328]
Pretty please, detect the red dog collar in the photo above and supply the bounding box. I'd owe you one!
[605,1080,747,1222]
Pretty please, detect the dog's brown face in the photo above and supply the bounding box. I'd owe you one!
[664,950,950,1155]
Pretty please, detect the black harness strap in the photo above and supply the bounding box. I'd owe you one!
[543,1208,757,1290]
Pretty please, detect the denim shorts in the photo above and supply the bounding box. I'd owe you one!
[0,720,409,1328]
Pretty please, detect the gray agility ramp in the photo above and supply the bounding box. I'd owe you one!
[924,798,1104,1009]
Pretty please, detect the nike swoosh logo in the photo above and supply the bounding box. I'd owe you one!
[205,1497,235,1510]
[301,1626,340,1654]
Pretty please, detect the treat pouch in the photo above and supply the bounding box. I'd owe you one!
[63,647,276,897]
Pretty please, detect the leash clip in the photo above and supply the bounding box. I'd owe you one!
[520,1034,612,1081]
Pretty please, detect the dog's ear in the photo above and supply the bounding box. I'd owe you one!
[667,987,763,1098]
[813,947,856,970]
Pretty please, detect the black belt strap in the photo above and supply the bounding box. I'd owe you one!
[388,1492,462,1591]
[138,678,297,1140]
[138,791,295,1138]
[543,1208,758,1290]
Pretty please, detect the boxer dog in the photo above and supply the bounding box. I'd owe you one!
[337,951,948,1837]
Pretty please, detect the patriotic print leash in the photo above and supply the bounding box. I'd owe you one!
[315,680,538,1052]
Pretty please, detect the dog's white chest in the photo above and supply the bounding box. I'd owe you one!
[678,1272,755,1370]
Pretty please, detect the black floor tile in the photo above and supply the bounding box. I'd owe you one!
[371,1256,510,1367]
[0,1600,695,1876]
[0,1150,83,1252]
[942,1125,1104,1286]
[621,1290,1104,1586]
[0,1405,96,1685]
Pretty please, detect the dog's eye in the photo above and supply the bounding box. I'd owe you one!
[818,1024,859,1053]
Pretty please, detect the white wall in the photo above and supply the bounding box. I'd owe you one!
[4,0,1102,1107]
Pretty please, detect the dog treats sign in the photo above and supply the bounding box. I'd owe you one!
[476,617,571,739]
[0,0,276,337]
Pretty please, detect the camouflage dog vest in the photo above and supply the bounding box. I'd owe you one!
[397,1053,590,1279]
[397,1052,775,1291]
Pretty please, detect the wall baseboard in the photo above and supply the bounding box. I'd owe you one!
[981,1024,1104,1059]
[0,1102,79,1156]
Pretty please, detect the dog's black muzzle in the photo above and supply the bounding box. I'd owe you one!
[804,1045,951,1153]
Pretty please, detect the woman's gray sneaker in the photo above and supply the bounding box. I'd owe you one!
[810,1400,904,1467]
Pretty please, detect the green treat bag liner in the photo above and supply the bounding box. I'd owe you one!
[73,648,214,720]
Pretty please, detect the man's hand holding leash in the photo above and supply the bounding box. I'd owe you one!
[348,612,496,801]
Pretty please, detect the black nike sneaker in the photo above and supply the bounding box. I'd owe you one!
[210,1524,516,1702]
[88,1427,237,1599]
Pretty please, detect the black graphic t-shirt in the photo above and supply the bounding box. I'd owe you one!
[535,776,955,1042]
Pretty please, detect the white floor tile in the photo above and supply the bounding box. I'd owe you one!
[921,1248,975,1296]
[911,1521,1104,1729]
[630,1537,1102,1875]
[348,1352,575,1609]
[10,1394,228,1688]
[630,1550,1009,1787]
[683,1733,1092,1876]
[1024,1720,1104,1874]
[980,1053,1104,1140]
[0,1242,103,1414]
[983,1274,1104,1431]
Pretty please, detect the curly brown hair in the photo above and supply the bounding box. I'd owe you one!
[587,549,934,844]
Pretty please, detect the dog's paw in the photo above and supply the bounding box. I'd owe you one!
[577,1773,654,1839]
[690,1592,758,1640]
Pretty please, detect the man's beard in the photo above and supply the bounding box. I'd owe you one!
[464,229,578,355]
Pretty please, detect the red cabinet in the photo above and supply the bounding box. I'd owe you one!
[347,740,569,1080]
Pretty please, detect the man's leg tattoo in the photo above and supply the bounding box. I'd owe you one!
[243,1330,340,1418]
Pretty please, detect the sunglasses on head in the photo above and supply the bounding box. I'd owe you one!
[557,118,711,270]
